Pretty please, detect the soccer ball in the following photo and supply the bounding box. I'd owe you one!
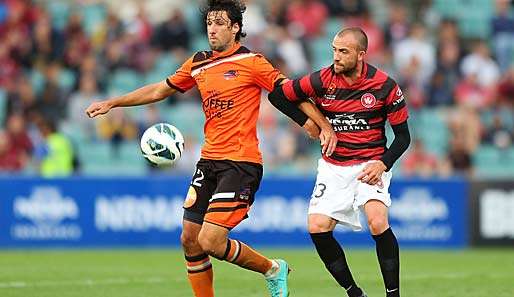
[140,123,184,166]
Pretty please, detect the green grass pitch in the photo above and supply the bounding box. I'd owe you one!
[0,248,512,297]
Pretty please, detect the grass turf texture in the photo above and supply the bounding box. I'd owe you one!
[0,249,512,297]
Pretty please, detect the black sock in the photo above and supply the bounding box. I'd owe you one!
[372,227,400,297]
[310,232,363,297]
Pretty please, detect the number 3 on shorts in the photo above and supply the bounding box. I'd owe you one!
[313,183,326,198]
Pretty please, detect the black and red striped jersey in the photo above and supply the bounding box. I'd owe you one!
[281,63,409,166]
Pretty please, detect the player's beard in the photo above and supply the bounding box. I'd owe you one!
[341,59,358,77]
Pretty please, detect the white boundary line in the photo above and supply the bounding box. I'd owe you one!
[0,277,165,289]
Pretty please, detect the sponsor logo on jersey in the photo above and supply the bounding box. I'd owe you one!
[361,93,377,108]
[327,114,370,131]
[223,70,238,80]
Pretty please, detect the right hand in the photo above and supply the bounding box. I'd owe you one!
[302,118,321,139]
[85,101,113,118]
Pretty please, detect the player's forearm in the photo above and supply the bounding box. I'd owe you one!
[380,121,411,171]
[268,87,308,126]
[297,101,332,130]
[108,81,174,108]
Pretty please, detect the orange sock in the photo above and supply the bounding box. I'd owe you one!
[223,239,273,274]
[186,253,214,297]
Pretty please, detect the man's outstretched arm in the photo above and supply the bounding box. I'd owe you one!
[86,80,177,118]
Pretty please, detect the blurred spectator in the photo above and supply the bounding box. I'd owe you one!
[6,75,37,118]
[31,9,64,63]
[497,66,514,106]
[152,9,190,52]
[483,113,513,150]
[33,116,74,177]
[448,106,482,154]
[285,0,328,39]
[323,0,368,18]
[445,136,473,177]
[384,1,410,49]
[401,139,438,177]
[34,62,68,124]
[275,27,309,77]
[491,0,514,73]
[63,13,91,70]
[437,18,460,45]
[394,23,435,88]
[96,109,138,154]
[427,41,461,106]
[460,40,500,88]
[454,73,495,108]
[0,113,32,172]
[66,73,100,138]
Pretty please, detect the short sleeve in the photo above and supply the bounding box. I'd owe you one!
[281,70,323,102]
[385,83,409,125]
[252,55,286,92]
[166,56,196,93]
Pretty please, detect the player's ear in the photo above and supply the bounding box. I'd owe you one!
[231,22,239,36]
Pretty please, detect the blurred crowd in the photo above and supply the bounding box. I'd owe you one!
[0,0,513,178]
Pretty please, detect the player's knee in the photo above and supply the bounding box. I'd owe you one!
[308,217,333,233]
[197,232,225,257]
[367,216,388,235]
[180,230,199,250]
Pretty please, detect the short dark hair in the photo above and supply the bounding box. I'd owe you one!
[337,27,368,52]
[201,0,247,42]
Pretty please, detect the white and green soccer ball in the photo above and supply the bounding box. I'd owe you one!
[140,123,184,166]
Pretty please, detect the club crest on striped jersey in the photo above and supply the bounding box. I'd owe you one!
[183,186,197,208]
[324,82,337,100]
[223,70,238,80]
[361,93,377,108]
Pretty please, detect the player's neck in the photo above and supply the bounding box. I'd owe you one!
[342,61,364,85]
[212,41,239,57]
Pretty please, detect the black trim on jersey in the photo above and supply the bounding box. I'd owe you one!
[366,64,377,79]
[386,99,406,114]
[329,77,396,101]
[185,253,209,262]
[166,78,186,93]
[336,139,386,149]
[193,51,212,63]
[293,79,306,99]
[329,152,384,162]
[190,46,252,72]
[310,70,324,98]
[274,77,286,88]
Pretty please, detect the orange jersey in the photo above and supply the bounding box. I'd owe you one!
[166,43,285,164]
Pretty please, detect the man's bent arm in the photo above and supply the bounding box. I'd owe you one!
[108,81,177,108]
[380,121,411,171]
[267,86,309,126]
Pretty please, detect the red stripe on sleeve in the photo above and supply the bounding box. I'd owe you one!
[282,81,299,102]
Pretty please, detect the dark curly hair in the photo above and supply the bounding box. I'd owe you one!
[200,0,247,42]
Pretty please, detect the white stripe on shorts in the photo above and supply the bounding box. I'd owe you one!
[209,192,236,202]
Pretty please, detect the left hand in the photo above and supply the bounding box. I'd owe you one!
[357,161,387,185]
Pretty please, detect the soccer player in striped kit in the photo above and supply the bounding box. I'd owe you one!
[268,27,411,297]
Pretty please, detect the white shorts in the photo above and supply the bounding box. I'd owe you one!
[308,158,392,231]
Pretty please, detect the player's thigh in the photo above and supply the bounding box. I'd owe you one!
[308,160,355,216]
[183,159,216,225]
[355,167,393,209]
[204,160,263,229]
[363,199,390,234]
